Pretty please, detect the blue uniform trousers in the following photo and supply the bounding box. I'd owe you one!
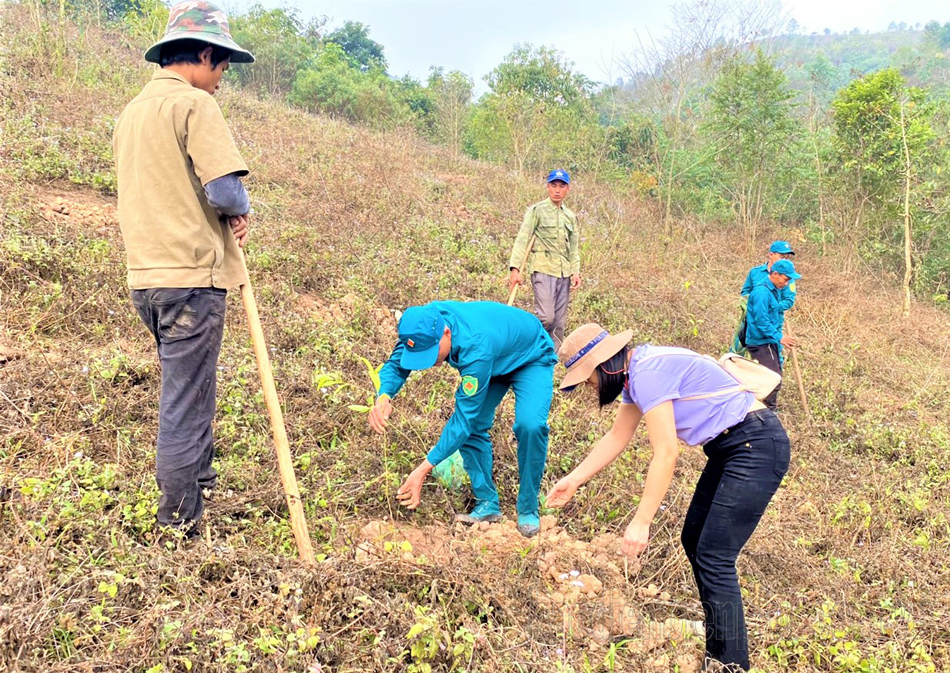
[456,360,554,517]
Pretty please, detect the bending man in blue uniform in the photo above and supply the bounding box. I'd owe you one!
[367,301,557,537]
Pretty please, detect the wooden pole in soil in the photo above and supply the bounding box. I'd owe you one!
[784,317,812,424]
[507,234,536,306]
[239,251,316,564]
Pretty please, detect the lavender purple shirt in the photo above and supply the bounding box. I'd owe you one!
[620,345,754,446]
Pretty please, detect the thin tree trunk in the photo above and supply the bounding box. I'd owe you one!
[664,95,685,238]
[811,109,827,256]
[846,201,863,274]
[664,150,676,237]
[900,101,913,317]
[452,98,462,157]
[754,171,765,239]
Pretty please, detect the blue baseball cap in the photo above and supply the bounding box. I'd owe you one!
[771,259,801,280]
[769,240,795,255]
[397,305,446,370]
[546,169,570,184]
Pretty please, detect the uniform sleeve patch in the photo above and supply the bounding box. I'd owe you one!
[461,376,479,396]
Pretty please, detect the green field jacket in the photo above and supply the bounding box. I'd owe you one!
[508,198,580,278]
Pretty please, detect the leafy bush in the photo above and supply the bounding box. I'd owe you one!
[289,43,404,127]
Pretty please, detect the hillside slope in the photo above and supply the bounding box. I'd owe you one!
[1,8,949,673]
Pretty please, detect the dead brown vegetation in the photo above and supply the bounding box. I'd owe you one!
[1,5,949,672]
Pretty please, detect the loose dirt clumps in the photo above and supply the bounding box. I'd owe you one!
[296,293,349,325]
[0,341,24,365]
[40,195,117,232]
[296,293,398,335]
[355,516,704,667]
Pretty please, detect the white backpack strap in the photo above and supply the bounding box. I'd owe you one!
[636,351,718,366]
[632,350,750,402]
[680,385,749,402]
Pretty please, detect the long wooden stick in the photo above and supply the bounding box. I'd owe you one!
[239,251,315,564]
[784,317,812,423]
[507,234,536,306]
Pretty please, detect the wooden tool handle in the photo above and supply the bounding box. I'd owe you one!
[239,252,315,564]
[507,234,536,306]
[784,318,812,423]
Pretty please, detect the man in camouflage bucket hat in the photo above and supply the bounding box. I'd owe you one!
[113,1,254,541]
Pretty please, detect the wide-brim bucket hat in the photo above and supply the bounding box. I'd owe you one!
[558,323,633,391]
[145,1,255,64]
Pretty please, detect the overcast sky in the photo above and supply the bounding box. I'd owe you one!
[227,0,950,89]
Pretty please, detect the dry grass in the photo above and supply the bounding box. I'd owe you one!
[1,5,949,672]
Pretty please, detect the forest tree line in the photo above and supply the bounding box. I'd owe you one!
[23,0,950,306]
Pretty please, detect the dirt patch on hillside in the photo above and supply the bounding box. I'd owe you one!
[296,292,398,335]
[39,192,117,234]
[0,340,24,365]
[355,516,704,669]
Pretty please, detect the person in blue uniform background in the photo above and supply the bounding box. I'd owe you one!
[745,259,801,410]
[741,240,797,318]
[367,301,557,537]
[733,240,798,356]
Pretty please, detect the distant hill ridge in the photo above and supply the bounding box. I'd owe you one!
[768,28,945,98]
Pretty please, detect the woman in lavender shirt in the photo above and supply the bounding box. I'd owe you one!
[547,323,790,672]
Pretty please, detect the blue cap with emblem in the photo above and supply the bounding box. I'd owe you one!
[771,259,801,280]
[397,305,446,370]
[769,240,795,255]
[546,169,571,184]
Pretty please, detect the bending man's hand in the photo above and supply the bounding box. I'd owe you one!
[571,273,581,290]
[545,476,580,508]
[368,396,393,434]
[229,213,249,248]
[396,460,433,510]
[621,519,651,557]
[780,335,797,348]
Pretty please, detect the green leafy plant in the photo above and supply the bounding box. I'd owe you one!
[405,605,440,671]
[348,356,383,412]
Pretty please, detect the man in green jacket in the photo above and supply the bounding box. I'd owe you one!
[508,170,581,347]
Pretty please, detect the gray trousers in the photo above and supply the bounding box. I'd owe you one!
[532,272,571,348]
[131,287,226,535]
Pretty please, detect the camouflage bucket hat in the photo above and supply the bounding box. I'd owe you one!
[144,0,254,64]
